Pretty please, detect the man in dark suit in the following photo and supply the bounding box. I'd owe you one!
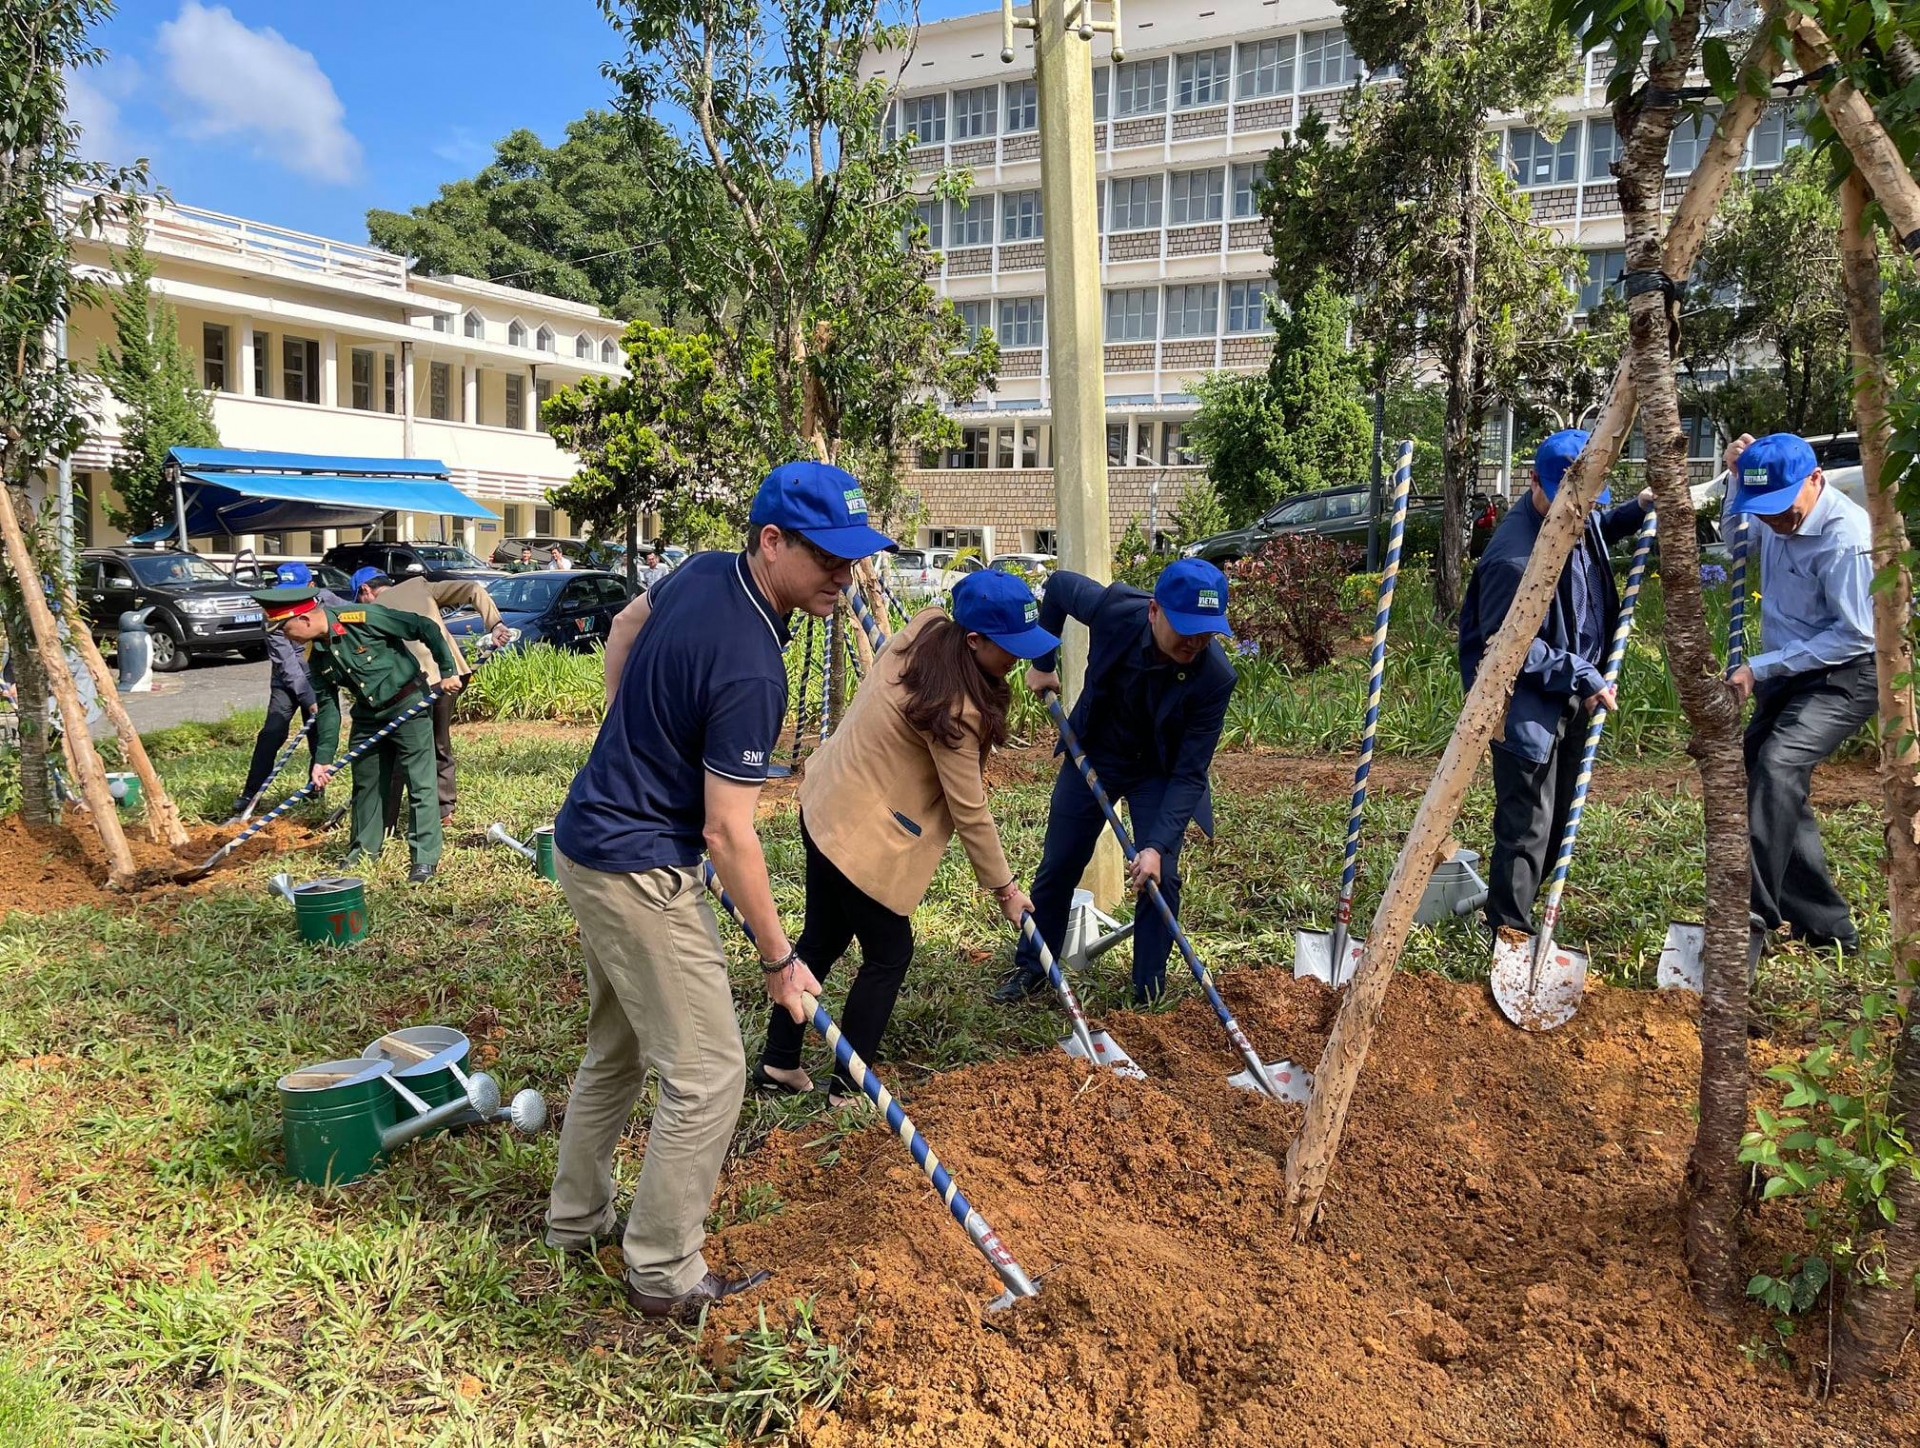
[992,557,1237,1004]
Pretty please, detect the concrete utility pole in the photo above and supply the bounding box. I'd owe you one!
[1013,0,1124,908]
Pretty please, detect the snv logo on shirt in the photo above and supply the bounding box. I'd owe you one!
[742,749,766,766]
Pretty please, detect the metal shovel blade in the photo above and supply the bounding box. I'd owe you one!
[1490,929,1589,1032]
[1059,1027,1148,1081]
[1658,922,1703,993]
[1226,1057,1313,1104]
[1293,928,1365,986]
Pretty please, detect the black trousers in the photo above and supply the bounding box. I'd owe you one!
[1486,702,1587,935]
[760,815,914,1095]
[239,681,313,804]
[384,689,457,830]
[1747,656,1877,946]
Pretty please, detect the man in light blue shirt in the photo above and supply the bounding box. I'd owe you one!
[1725,432,1878,954]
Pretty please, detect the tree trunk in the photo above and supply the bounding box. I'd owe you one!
[624,508,640,588]
[0,485,136,884]
[0,578,53,826]
[1831,169,1920,1385]
[1786,15,1920,259]
[1282,10,1785,1237]
[1435,137,1480,619]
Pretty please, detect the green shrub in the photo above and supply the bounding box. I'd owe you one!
[1227,534,1361,670]
[456,644,606,724]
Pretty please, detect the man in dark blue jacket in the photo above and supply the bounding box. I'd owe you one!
[228,561,345,821]
[1459,429,1652,938]
[993,558,1237,1003]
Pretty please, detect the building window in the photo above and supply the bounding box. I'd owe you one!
[1227,278,1277,333]
[1107,174,1162,231]
[1006,79,1037,133]
[957,300,993,340]
[1001,188,1043,241]
[1105,287,1159,342]
[464,310,484,340]
[534,379,553,433]
[384,354,395,413]
[1031,527,1056,552]
[505,373,525,429]
[1168,168,1225,225]
[953,85,996,139]
[534,504,554,534]
[350,348,378,411]
[282,336,319,403]
[1176,47,1232,108]
[1237,36,1295,98]
[1107,423,1128,466]
[1114,57,1168,117]
[1668,111,1716,174]
[996,428,1015,469]
[1479,412,1508,465]
[1578,248,1626,312]
[508,319,527,347]
[1746,103,1806,169]
[252,330,269,397]
[433,312,454,334]
[946,428,991,469]
[1586,118,1619,180]
[1300,27,1354,89]
[535,325,555,353]
[575,333,593,359]
[1507,126,1578,187]
[1163,284,1219,339]
[202,324,228,392]
[1231,161,1264,219]
[1023,430,1042,468]
[1094,66,1109,121]
[998,296,1044,349]
[949,194,994,248]
[910,198,944,249]
[601,338,618,363]
[73,472,94,547]
[429,361,451,420]
[1162,424,1196,466]
[901,93,946,145]
[927,526,985,551]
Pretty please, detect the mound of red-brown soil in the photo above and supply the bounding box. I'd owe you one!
[704,972,1915,1447]
[0,812,327,916]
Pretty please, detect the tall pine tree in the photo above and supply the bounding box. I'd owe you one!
[95,213,218,535]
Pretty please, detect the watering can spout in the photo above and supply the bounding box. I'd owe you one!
[268,872,295,905]
[487,822,538,862]
[381,1071,502,1151]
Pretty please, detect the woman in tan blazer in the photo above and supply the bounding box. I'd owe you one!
[756,570,1061,1104]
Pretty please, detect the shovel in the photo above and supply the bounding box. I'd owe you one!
[1017,910,1145,1079]
[232,712,316,824]
[1660,509,1749,994]
[1045,695,1310,1105]
[1493,512,1657,1031]
[701,860,1038,1312]
[1297,440,1413,987]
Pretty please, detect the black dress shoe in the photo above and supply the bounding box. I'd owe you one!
[989,966,1050,1004]
[625,1268,772,1322]
[546,1215,627,1258]
[407,863,436,884]
[750,1062,808,1097]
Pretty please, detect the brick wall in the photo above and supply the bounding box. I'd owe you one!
[951,140,995,168]
[1103,342,1156,371]
[1114,116,1167,149]
[999,241,1044,272]
[947,246,992,277]
[1168,223,1222,257]
[1528,186,1578,222]
[1227,220,1268,253]
[1106,230,1163,262]
[1222,335,1275,368]
[1234,97,1294,132]
[1004,133,1040,162]
[1094,123,1109,149]
[1300,90,1343,125]
[1173,107,1229,140]
[1161,338,1217,369]
[911,145,943,172]
[1583,183,1618,217]
[905,466,1209,548]
[1000,348,1042,378]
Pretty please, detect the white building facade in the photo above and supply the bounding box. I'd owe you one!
[875,1,1800,556]
[61,193,627,563]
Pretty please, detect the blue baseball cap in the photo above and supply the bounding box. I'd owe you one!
[1534,429,1610,506]
[1153,558,1233,639]
[748,461,898,559]
[1727,433,1817,516]
[349,566,387,594]
[275,561,312,587]
[951,569,1060,660]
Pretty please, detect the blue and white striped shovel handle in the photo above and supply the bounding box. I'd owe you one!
[842,583,890,656]
[1017,910,1100,1062]
[699,860,1037,1305]
[1043,695,1287,1103]
[1533,512,1657,952]
[185,685,443,877]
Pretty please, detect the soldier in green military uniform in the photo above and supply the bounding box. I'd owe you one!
[254,585,463,883]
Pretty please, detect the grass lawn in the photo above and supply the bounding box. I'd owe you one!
[0,713,1896,1443]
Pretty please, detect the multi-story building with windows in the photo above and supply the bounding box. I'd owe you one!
[874,1,1800,557]
[54,192,626,564]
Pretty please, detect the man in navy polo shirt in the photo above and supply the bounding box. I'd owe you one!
[993,557,1237,1004]
[544,461,896,1322]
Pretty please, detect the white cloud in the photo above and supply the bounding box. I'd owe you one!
[431,127,495,171]
[66,57,144,165]
[156,2,362,184]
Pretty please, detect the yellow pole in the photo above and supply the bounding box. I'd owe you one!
[1034,0,1122,908]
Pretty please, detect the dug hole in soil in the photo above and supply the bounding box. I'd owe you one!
[701,972,1916,1448]
[0,813,325,915]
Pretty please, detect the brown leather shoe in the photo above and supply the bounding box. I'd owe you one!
[624,1269,772,1322]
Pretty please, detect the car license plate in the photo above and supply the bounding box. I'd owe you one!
[237,610,264,623]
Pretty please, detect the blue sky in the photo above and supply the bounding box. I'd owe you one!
[75,0,985,249]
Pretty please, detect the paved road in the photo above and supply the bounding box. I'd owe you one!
[88,655,271,739]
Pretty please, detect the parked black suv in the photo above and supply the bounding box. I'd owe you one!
[80,547,269,672]
[1182,485,1447,568]
[319,541,499,583]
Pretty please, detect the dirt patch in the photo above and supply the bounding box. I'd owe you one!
[704,972,1914,1447]
[0,812,328,918]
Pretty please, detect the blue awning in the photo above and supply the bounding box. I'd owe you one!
[134,447,498,543]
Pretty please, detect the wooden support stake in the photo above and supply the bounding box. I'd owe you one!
[1281,18,1786,1235]
[0,486,136,886]
[51,578,189,848]
[1784,14,1920,254]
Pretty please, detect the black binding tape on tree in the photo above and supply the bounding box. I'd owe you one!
[1622,269,1685,302]
[1904,228,1920,254]
[1776,63,1835,93]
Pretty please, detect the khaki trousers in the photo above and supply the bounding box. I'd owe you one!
[546,850,746,1297]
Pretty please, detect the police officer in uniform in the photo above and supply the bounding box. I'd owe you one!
[252,585,462,883]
